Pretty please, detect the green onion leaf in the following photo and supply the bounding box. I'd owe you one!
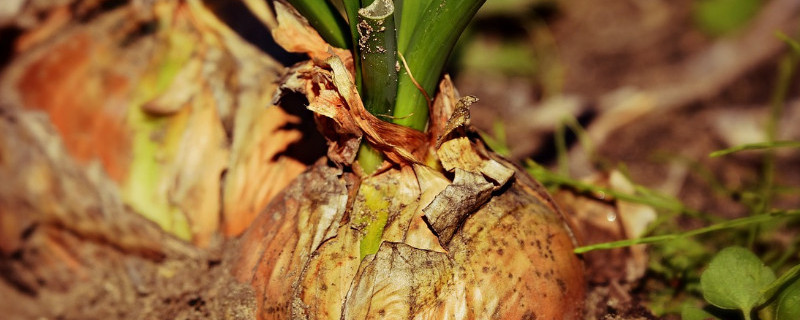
[393,0,486,131]
[286,0,351,49]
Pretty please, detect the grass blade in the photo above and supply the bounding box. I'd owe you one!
[574,209,800,254]
[709,140,800,158]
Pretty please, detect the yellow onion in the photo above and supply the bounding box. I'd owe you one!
[232,3,585,318]
[233,49,584,320]
[234,136,585,319]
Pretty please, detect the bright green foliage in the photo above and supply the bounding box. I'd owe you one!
[697,247,800,320]
[357,143,383,174]
[692,0,761,36]
[477,0,553,17]
[342,0,363,91]
[395,0,427,52]
[700,247,776,320]
[570,210,800,254]
[288,0,486,168]
[773,278,800,320]
[287,0,485,132]
[760,263,800,306]
[681,304,721,320]
[354,0,399,173]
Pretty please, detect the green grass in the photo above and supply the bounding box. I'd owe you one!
[709,141,800,157]
[572,210,799,254]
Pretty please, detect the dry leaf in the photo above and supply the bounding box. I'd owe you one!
[272,1,353,69]
[428,75,459,147]
[422,169,494,244]
[274,56,428,166]
[236,156,585,319]
[342,242,457,319]
[165,91,230,247]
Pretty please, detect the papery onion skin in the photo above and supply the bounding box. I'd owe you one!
[234,160,585,320]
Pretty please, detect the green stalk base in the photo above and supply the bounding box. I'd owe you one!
[357,143,383,175]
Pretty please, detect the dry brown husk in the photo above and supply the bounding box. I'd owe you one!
[233,104,586,318]
[233,3,586,318]
[0,0,307,245]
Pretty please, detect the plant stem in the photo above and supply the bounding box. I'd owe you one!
[395,0,428,53]
[393,0,486,131]
[354,0,397,174]
[342,0,363,91]
[357,143,383,176]
[555,121,569,177]
[357,0,398,117]
[286,0,351,49]
[748,42,800,246]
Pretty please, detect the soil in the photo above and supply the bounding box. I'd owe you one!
[0,234,255,319]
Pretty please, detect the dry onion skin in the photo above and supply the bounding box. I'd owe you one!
[233,63,585,320]
[233,3,585,319]
[234,130,585,319]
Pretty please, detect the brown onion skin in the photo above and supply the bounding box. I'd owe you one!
[234,160,585,320]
